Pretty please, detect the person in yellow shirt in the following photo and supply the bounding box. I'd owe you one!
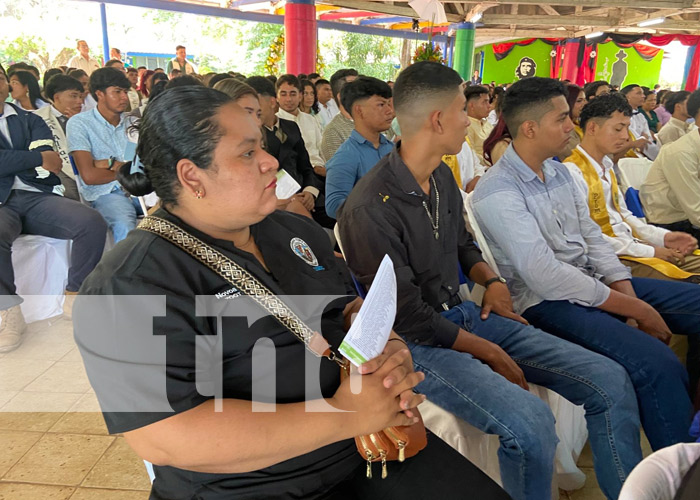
[563,92,700,283]
[465,85,493,164]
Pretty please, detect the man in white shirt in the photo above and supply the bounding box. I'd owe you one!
[67,40,101,76]
[276,74,325,173]
[466,85,493,163]
[563,93,700,282]
[657,91,694,146]
[642,90,700,243]
[314,78,338,129]
[622,84,659,160]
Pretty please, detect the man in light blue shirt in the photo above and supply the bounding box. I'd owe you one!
[68,67,137,242]
[325,76,394,219]
[472,76,700,454]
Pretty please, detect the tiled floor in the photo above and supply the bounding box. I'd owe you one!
[0,316,651,499]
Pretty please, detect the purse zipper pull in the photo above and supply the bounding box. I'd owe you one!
[380,451,388,479]
[398,441,406,462]
[365,451,374,479]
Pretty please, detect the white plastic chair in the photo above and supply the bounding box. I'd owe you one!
[617,157,653,192]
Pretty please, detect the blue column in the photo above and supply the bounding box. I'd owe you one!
[100,3,110,64]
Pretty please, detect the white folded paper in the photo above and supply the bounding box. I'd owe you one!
[339,254,397,366]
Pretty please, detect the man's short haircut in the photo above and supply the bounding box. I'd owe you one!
[578,92,632,133]
[208,73,233,88]
[275,74,302,93]
[620,84,640,96]
[67,68,87,79]
[43,68,64,88]
[340,76,392,118]
[7,62,30,77]
[501,77,567,139]
[44,74,85,101]
[176,45,185,51]
[686,89,700,119]
[393,61,463,135]
[137,66,146,70]
[465,85,489,102]
[245,76,276,98]
[126,67,138,74]
[330,68,359,100]
[307,72,321,80]
[76,39,86,47]
[105,59,123,68]
[584,80,609,100]
[664,90,691,114]
[166,75,204,89]
[315,78,330,88]
[88,67,131,100]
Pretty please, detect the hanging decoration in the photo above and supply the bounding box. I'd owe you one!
[265,31,285,75]
[413,41,446,63]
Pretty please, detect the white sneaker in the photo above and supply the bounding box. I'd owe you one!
[0,305,27,353]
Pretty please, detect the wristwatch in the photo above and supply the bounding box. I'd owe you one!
[484,276,507,288]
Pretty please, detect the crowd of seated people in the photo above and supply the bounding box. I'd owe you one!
[4,42,700,500]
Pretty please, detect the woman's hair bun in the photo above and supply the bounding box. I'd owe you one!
[117,161,153,196]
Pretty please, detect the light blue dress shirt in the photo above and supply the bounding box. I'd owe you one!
[66,107,127,202]
[471,143,631,314]
[325,129,394,218]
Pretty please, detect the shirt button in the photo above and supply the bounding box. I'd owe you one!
[553,209,558,215]
[447,285,453,290]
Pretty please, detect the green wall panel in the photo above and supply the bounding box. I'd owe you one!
[594,42,663,88]
[481,39,552,84]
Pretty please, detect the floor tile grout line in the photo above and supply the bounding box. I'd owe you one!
[0,427,50,481]
[78,433,119,488]
[0,359,59,402]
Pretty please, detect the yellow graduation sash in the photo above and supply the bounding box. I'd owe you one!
[565,148,698,279]
[443,136,473,189]
[574,124,583,140]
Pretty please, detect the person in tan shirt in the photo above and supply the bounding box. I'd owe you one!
[657,91,694,146]
[641,89,700,242]
[466,85,493,163]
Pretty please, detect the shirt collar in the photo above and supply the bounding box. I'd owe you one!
[386,143,433,202]
[50,106,65,119]
[0,102,17,119]
[576,145,613,174]
[669,117,691,131]
[349,129,390,147]
[277,108,298,121]
[91,106,125,130]
[502,142,558,183]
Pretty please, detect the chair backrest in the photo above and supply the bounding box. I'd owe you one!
[333,223,367,298]
[617,157,653,191]
[464,192,501,275]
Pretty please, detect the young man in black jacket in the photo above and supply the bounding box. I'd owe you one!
[0,70,106,351]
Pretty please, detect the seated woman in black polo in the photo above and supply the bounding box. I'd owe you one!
[73,86,509,500]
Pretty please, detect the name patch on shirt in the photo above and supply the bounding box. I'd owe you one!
[290,237,325,271]
[215,287,241,300]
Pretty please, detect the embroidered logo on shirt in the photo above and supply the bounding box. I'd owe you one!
[290,237,324,271]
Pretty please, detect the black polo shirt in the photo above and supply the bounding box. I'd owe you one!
[337,145,485,348]
[74,208,360,499]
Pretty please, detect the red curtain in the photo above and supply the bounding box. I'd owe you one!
[492,38,559,61]
[647,35,700,46]
[551,43,564,79]
[686,46,700,91]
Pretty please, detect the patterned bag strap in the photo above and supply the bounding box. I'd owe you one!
[138,216,346,367]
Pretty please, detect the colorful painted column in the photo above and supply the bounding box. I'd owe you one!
[284,0,317,75]
[100,3,110,65]
[452,22,475,80]
[682,45,700,91]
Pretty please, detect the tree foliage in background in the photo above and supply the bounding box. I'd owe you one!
[0,36,74,73]
[320,32,401,80]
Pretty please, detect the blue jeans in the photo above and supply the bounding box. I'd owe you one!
[410,301,641,500]
[523,277,699,452]
[90,188,140,243]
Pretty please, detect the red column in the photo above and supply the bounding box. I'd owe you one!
[560,39,580,82]
[285,0,317,75]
